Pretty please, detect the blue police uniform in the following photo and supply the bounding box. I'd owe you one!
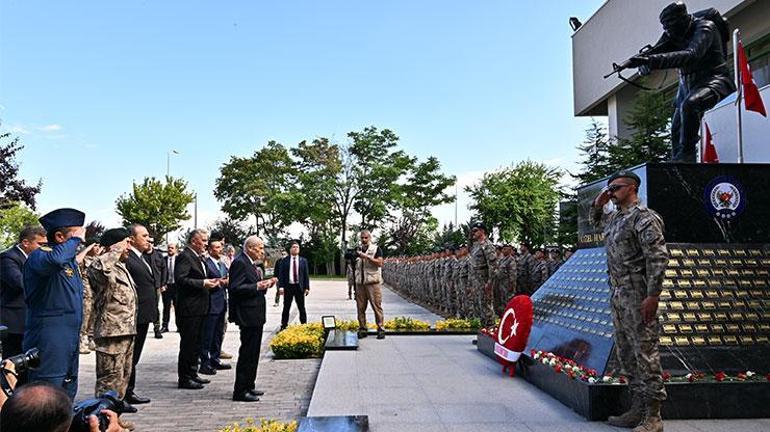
[22,208,85,399]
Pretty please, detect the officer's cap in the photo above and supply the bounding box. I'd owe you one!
[607,170,641,187]
[100,228,130,247]
[39,208,85,232]
[502,244,513,249]
[470,221,487,232]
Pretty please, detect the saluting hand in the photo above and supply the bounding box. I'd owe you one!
[594,188,612,208]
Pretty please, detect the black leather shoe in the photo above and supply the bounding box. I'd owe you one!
[154,329,163,339]
[192,375,210,384]
[160,325,169,333]
[214,363,232,370]
[178,380,204,390]
[233,391,260,402]
[199,366,217,376]
[357,329,368,338]
[248,389,265,396]
[122,401,138,413]
[125,392,151,404]
[377,329,385,340]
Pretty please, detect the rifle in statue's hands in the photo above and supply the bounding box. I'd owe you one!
[603,44,657,79]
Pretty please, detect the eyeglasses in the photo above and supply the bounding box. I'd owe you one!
[607,183,633,193]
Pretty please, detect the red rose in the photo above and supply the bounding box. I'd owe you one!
[530,349,536,357]
[567,370,576,379]
[765,373,770,382]
[554,365,562,374]
[737,372,747,381]
[662,372,671,382]
[619,376,627,384]
[587,369,598,377]
[714,371,726,382]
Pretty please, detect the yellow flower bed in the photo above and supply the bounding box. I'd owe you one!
[334,319,360,331]
[383,316,430,331]
[434,318,482,331]
[219,418,298,432]
[269,324,325,359]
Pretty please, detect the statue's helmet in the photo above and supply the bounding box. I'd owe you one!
[660,2,692,39]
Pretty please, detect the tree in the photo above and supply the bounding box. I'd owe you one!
[214,141,295,239]
[574,119,613,185]
[115,176,195,240]
[433,222,467,250]
[0,202,40,248]
[467,160,562,246]
[0,128,42,210]
[208,218,250,248]
[608,88,673,169]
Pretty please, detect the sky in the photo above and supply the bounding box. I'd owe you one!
[1,0,606,242]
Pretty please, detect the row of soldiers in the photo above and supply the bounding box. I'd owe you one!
[383,222,572,326]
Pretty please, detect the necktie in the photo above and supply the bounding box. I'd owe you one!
[168,256,175,283]
[200,256,207,277]
[293,257,299,284]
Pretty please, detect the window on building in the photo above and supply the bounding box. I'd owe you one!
[747,34,770,88]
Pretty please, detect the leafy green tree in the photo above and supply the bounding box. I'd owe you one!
[1,128,41,210]
[467,160,562,246]
[608,88,673,169]
[433,222,467,250]
[0,202,40,248]
[574,119,613,185]
[115,176,195,240]
[214,141,295,239]
[555,198,578,248]
[208,218,250,247]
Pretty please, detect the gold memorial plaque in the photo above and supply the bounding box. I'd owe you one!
[757,336,769,344]
[730,259,744,266]
[678,324,694,333]
[668,259,680,267]
[750,290,763,298]
[697,313,713,321]
[695,324,709,333]
[757,270,769,277]
[712,268,726,276]
[691,287,705,295]
[660,336,673,346]
[739,336,755,345]
[675,336,690,346]
[665,269,678,278]
[742,324,757,333]
[670,249,684,257]
[754,279,767,287]
[737,290,750,298]
[683,313,697,322]
[705,290,720,298]
[686,302,701,310]
[686,249,700,256]
[717,249,731,256]
[659,290,672,299]
[727,269,740,277]
[707,335,722,345]
[673,290,688,299]
[691,336,706,346]
[761,259,770,266]
[710,324,725,332]
[746,312,760,321]
[703,249,716,256]
[663,325,677,334]
[726,324,741,333]
[666,313,681,322]
[696,269,710,277]
[735,249,747,257]
[718,301,732,309]
[714,312,728,321]
[677,280,693,288]
[680,269,694,277]
[758,324,770,332]
[749,249,762,256]
[702,302,716,310]
[729,312,744,321]
[739,279,754,288]
[669,302,685,311]
[723,335,738,345]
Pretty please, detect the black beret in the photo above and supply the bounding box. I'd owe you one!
[660,2,688,26]
[100,228,130,248]
[470,221,487,232]
[607,170,641,187]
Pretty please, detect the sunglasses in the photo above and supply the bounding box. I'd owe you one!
[607,183,633,193]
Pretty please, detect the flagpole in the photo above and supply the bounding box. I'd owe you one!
[733,29,744,163]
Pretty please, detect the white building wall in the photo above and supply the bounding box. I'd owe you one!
[701,84,770,163]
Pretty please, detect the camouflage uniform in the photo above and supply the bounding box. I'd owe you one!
[592,201,668,404]
[88,250,138,398]
[530,259,549,293]
[469,239,498,326]
[517,252,535,295]
[457,255,471,318]
[444,256,456,315]
[79,255,96,353]
[495,255,517,313]
[546,257,563,276]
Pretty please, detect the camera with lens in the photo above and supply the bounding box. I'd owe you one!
[3,348,41,373]
[70,390,131,432]
[344,248,361,261]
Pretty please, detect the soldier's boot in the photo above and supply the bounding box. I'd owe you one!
[88,337,96,351]
[118,417,136,431]
[632,400,663,432]
[607,396,645,428]
[79,335,91,354]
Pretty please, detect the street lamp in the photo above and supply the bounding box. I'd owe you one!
[167,149,179,178]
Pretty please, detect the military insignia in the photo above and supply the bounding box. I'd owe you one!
[703,176,745,220]
[64,267,75,277]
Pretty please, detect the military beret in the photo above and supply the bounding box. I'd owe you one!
[470,221,487,232]
[39,208,85,232]
[607,170,641,187]
[100,228,130,247]
[660,2,688,25]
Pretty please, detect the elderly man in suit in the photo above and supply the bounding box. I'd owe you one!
[277,241,310,330]
[1,225,47,361]
[229,235,276,402]
[121,224,157,405]
[175,229,221,389]
[199,235,230,375]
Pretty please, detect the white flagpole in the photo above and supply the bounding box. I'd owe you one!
[733,29,744,163]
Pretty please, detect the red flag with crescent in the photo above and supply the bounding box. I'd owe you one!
[494,295,534,362]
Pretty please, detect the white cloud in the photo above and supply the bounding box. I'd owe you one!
[9,124,30,135]
[40,124,62,132]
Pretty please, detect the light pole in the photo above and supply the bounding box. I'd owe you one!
[167,149,179,178]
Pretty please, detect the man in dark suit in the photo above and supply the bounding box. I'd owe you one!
[272,250,287,307]
[229,235,276,402]
[277,241,310,330]
[145,240,167,339]
[1,225,46,360]
[161,243,178,332]
[174,229,221,389]
[199,235,230,375]
[123,224,158,404]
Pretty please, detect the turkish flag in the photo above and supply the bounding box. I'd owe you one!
[702,122,719,163]
[737,41,767,117]
[495,295,534,361]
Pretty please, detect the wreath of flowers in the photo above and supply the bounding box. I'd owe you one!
[529,350,770,384]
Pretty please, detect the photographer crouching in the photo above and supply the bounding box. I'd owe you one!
[351,230,386,340]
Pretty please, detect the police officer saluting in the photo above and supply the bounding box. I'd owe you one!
[592,171,667,432]
[22,208,86,399]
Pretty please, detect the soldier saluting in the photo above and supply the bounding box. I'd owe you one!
[22,208,86,399]
[591,171,668,432]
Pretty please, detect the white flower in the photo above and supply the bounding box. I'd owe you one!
[549,359,557,366]
[747,371,755,377]
[542,358,548,365]
[564,364,573,371]
[602,376,612,382]
[588,377,597,384]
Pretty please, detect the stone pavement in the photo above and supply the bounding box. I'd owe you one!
[74,279,440,431]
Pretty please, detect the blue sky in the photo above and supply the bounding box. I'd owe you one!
[1,1,605,239]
